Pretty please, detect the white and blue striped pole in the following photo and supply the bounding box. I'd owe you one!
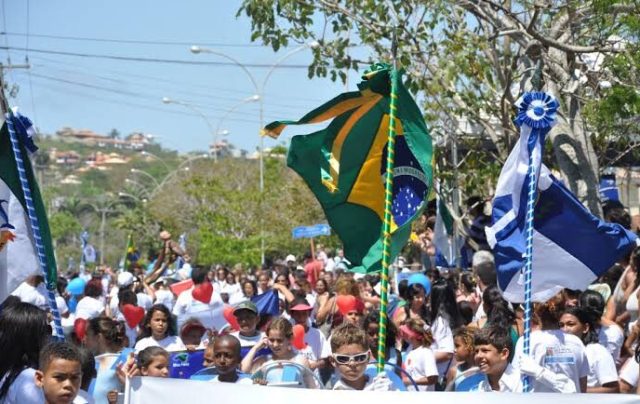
[6,112,64,339]
[515,88,559,392]
[522,137,537,392]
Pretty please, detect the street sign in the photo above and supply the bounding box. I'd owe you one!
[292,224,331,239]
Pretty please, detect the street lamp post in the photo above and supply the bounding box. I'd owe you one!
[191,41,319,265]
[161,97,219,160]
[214,95,260,160]
[140,150,171,171]
[130,168,160,187]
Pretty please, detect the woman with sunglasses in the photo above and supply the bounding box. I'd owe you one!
[0,302,50,403]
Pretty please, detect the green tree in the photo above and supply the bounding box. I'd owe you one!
[238,0,638,213]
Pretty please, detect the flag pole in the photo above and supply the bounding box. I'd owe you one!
[376,33,400,374]
[122,233,132,273]
[522,59,544,392]
[5,112,64,340]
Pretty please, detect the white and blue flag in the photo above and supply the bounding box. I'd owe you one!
[486,92,637,302]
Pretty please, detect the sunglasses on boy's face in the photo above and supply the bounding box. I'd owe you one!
[332,352,369,365]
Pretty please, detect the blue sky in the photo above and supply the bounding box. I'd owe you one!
[2,0,363,153]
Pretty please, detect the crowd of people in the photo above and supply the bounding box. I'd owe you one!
[2,206,640,403]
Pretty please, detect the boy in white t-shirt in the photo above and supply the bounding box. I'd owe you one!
[230,301,265,347]
[474,326,577,393]
[330,323,395,391]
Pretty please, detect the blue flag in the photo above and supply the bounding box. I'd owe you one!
[251,289,279,317]
[486,92,638,302]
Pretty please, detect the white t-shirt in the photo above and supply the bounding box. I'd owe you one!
[134,335,185,352]
[154,289,175,312]
[405,346,438,391]
[210,375,253,384]
[172,287,223,316]
[512,329,588,392]
[619,357,639,388]
[585,343,617,388]
[597,324,624,363]
[73,389,95,404]
[473,363,524,392]
[136,293,153,311]
[0,368,43,404]
[431,316,455,377]
[230,331,265,347]
[304,327,331,359]
[55,295,69,315]
[75,296,105,320]
[11,282,48,310]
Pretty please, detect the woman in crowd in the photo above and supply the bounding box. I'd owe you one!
[559,306,619,393]
[513,293,588,393]
[85,317,127,404]
[76,278,106,320]
[0,302,49,404]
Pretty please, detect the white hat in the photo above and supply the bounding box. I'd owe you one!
[285,254,296,263]
[117,271,134,288]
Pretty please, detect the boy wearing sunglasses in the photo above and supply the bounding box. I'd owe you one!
[330,323,395,391]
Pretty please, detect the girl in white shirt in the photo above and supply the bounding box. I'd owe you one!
[400,318,438,391]
[428,279,462,378]
[559,306,619,393]
[240,317,310,373]
[134,304,185,352]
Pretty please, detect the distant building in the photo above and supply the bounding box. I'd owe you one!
[56,127,151,150]
[49,148,81,166]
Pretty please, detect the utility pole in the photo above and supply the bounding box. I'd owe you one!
[0,62,31,114]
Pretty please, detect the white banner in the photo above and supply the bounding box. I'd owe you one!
[124,376,639,404]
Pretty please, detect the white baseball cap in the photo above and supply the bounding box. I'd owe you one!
[285,254,296,263]
[117,271,134,288]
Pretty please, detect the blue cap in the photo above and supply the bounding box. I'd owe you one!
[408,273,431,296]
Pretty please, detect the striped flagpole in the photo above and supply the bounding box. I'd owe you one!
[377,66,400,373]
[6,112,64,340]
[522,143,537,392]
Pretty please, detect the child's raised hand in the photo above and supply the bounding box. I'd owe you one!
[116,352,139,384]
[257,336,269,349]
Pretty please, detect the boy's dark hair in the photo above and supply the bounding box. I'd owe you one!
[118,289,137,306]
[137,346,169,369]
[39,341,82,372]
[330,323,368,352]
[474,261,496,288]
[191,265,209,285]
[77,347,96,390]
[473,326,512,354]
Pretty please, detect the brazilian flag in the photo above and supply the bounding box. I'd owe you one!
[123,234,139,271]
[264,64,433,273]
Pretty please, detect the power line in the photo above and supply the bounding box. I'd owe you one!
[0,45,311,69]
[22,77,265,127]
[0,31,263,48]
[18,71,291,122]
[9,52,335,105]
[24,59,316,114]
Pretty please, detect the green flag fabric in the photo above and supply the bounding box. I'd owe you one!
[0,116,57,300]
[264,64,433,273]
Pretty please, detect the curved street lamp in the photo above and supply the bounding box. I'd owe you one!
[190,41,320,264]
